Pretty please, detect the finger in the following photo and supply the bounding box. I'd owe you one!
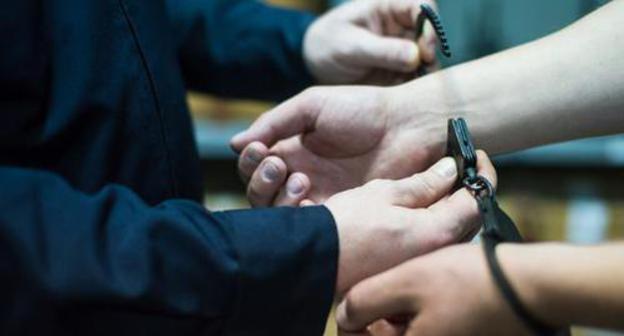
[300,199,316,207]
[417,22,437,64]
[273,173,311,206]
[476,150,498,188]
[460,224,481,243]
[349,27,421,73]
[381,0,437,28]
[367,319,407,336]
[336,269,414,333]
[237,142,269,183]
[391,157,457,208]
[429,151,497,238]
[383,0,437,66]
[230,89,322,151]
[246,156,288,207]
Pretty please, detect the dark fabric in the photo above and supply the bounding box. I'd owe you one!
[0,0,336,335]
[166,0,316,101]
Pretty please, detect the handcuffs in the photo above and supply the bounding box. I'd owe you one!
[447,118,570,336]
[417,4,570,335]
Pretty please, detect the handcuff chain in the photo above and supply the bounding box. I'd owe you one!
[462,175,495,201]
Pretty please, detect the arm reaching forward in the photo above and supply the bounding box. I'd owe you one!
[232,0,624,206]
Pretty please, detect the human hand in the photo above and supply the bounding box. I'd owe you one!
[231,84,448,207]
[304,0,438,85]
[335,243,531,336]
[326,151,496,295]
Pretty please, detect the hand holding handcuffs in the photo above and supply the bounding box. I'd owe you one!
[448,118,569,336]
[417,5,570,335]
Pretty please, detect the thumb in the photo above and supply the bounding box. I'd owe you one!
[230,88,322,152]
[430,150,498,229]
[391,157,458,208]
[350,27,421,73]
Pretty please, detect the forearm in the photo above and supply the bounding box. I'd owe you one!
[0,167,337,334]
[397,0,624,154]
[498,242,624,330]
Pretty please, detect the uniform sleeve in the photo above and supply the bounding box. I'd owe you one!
[0,166,338,336]
[165,0,316,101]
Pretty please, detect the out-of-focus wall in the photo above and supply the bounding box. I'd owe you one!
[437,0,609,65]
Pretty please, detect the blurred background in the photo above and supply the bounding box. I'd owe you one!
[190,1,622,335]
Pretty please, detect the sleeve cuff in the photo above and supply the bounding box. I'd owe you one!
[213,205,338,336]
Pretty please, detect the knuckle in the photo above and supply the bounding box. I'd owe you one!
[411,175,437,201]
[420,212,455,249]
[438,219,470,247]
[298,88,325,120]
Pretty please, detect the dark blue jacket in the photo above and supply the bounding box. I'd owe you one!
[0,0,338,335]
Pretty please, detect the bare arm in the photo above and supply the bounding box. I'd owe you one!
[335,242,624,335]
[500,242,624,330]
[230,0,624,207]
[394,0,624,154]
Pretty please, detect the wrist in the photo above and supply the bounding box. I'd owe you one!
[497,243,569,328]
[390,62,508,155]
[385,79,450,162]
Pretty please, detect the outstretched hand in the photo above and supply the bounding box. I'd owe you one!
[231,85,447,207]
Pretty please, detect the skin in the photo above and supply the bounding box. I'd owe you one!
[303,0,438,85]
[335,242,624,335]
[232,0,624,332]
[326,151,497,294]
[237,0,442,207]
[232,0,624,207]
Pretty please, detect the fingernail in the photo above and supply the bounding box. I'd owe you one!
[245,148,262,164]
[287,177,304,195]
[434,157,457,178]
[404,43,419,67]
[231,132,245,145]
[262,162,280,182]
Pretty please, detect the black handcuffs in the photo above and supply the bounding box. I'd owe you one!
[447,118,569,336]
[419,4,565,332]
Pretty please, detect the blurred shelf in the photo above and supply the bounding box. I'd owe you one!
[194,119,624,167]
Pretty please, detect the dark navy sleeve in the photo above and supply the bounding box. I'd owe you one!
[165,0,316,101]
[0,166,338,336]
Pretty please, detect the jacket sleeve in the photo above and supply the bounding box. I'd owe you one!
[165,0,316,101]
[0,166,338,336]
